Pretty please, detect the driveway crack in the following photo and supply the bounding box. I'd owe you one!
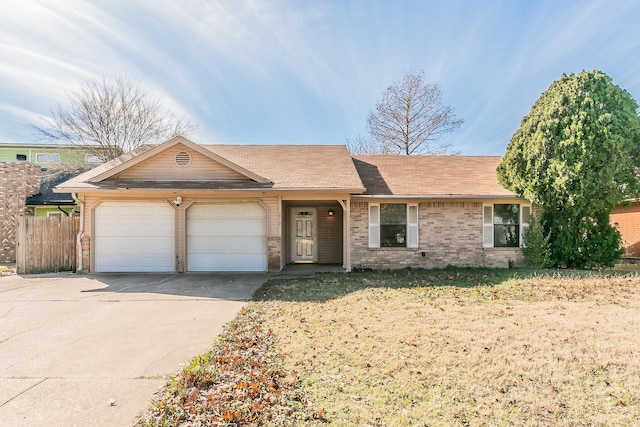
[0,378,47,408]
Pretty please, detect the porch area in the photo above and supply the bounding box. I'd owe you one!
[281,200,347,269]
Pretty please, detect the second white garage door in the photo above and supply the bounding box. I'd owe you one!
[187,203,267,272]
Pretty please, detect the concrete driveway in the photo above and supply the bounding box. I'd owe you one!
[0,272,268,426]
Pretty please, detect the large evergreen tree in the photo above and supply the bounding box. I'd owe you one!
[498,70,640,268]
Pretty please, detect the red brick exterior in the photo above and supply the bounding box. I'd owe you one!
[350,200,524,269]
[611,202,640,257]
[0,162,42,262]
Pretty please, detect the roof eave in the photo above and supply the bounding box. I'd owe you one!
[351,194,524,200]
[54,186,367,193]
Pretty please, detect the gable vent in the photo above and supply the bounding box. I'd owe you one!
[174,151,192,167]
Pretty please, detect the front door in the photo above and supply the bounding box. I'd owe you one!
[291,208,317,262]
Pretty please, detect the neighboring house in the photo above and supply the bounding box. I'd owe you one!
[0,143,105,263]
[0,143,105,169]
[611,201,640,257]
[0,162,41,263]
[54,136,530,273]
[26,172,80,218]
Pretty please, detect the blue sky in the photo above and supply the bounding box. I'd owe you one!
[1,0,638,155]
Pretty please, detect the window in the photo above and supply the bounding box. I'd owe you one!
[35,153,59,163]
[483,204,530,248]
[47,212,63,221]
[369,203,419,248]
[85,154,104,164]
[16,154,27,161]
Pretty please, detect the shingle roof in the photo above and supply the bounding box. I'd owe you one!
[203,145,365,190]
[27,172,78,205]
[54,137,517,198]
[56,142,365,192]
[352,155,516,198]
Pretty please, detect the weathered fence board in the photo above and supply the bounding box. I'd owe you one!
[16,216,79,274]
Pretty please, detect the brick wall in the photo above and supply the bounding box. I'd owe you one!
[611,202,640,257]
[0,162,42,262]
[350,200,523,269]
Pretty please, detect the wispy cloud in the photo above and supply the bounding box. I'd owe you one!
[0,0,638,152]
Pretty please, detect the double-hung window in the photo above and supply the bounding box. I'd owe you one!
[369,203,418,248]
[483,203,530,248]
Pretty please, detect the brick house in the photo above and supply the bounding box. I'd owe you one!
[611,202,640,257]
[0,162,42,262]
[55,136,531,273]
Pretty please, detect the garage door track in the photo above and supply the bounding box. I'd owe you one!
[0,272,267,426]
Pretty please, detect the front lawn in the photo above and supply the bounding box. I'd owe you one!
[138,268,640,426]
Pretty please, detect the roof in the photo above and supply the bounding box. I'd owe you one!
[55,139,365,192]
[352,155,517,198]
[53,137,518,198]
[203,145,364,190]
[26,172,78,205]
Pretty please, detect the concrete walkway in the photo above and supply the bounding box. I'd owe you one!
[0,273,267,426]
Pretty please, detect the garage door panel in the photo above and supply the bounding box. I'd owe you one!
[189,236,267,253]
[95,202,174,272]
[189,220,266,237]
[188,253,266,272]
[187,203,267,272]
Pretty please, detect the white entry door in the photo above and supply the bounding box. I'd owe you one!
[291,208,316,262]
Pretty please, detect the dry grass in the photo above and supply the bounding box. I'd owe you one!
[260,270,640,426]
[140,269,640,426]
[137,305,324,426]
[0,265,16,275]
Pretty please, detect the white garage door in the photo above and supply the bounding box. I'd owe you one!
[187,203,267,271]
[94,202,175,272]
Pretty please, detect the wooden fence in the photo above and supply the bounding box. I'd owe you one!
[16,216,79,274]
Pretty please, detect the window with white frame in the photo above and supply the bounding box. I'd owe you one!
[85,154,104,164]
[369,203,419,248]
[483,204,530,248]
[35,153,59,163]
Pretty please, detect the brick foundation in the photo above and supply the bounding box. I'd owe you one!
[350,201,523,269]
[0,162,42,263]
[267,236,282,271]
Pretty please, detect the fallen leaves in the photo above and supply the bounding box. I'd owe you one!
[136,304,325,426]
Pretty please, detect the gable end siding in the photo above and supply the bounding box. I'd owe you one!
[116,145,250,181]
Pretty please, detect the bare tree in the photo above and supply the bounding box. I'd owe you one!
[367,70,463,155]
[345,134,389,155]
[35,77,194,161]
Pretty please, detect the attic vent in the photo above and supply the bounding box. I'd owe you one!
[174,151,192,167]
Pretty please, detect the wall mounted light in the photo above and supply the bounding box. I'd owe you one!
[328,209,335,216]
[174,196,183,206]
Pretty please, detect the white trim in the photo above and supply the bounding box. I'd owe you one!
[483,204,494,248]
[407,203,419,248]
[520,205,531,247]
[368,203,380,248]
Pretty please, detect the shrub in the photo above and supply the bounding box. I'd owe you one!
[522,216,552,269]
